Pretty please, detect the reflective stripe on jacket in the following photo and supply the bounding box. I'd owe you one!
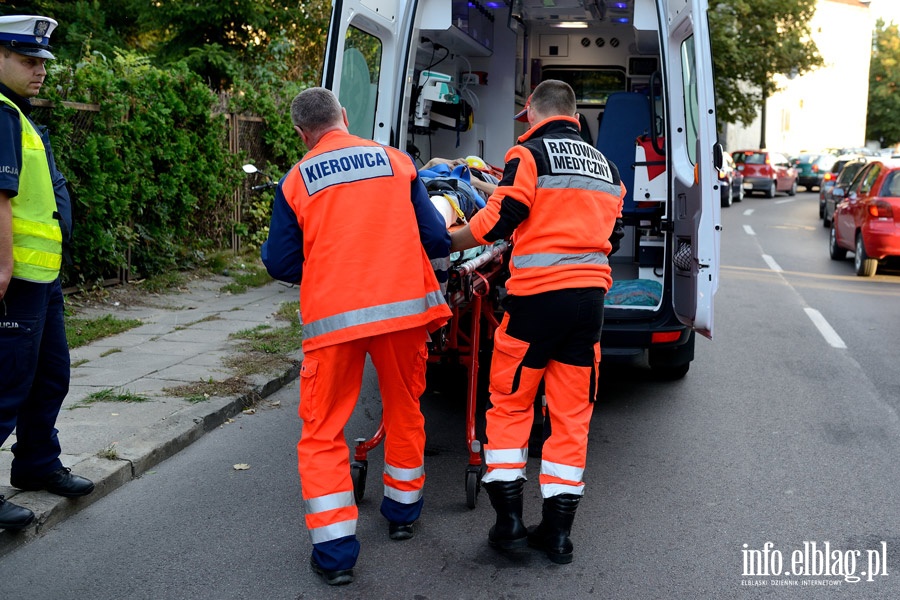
[276,130,451,351]
[0,92,62,282]
[468,116,625,296]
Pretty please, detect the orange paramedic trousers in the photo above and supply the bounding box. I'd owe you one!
[298,326,429,570]
[482,288,604,498]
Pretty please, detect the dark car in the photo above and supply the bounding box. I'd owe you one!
[821,156,868,228]
[719,151,743,207]
[793,153,837,191]
[829,158,900,276]
[733,150,798,198]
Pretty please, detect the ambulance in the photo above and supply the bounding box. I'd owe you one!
[322,0,720,379]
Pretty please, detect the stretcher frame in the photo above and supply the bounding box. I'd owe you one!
[349,240,511,509]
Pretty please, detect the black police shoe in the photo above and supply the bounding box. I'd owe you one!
[0,496,35,531]
[388,521,415,541]
[310,556,354,586]
[11,467,95,498]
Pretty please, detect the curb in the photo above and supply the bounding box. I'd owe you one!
[0,360,301,557]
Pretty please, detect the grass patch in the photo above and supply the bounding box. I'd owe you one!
[231,321,302,355]
[220,263,272,294]
[97,444,119,460]
[138,271,187,294]
[83,388,150,404]
[163,376,252,401]
[100,348,122,357]
[66,314,143,349]
[72,359,89,368]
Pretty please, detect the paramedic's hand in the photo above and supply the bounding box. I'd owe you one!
[450,224,480,253]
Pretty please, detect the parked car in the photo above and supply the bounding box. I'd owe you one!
[821,155,868,227]
[733,150,798,198]
[719,151,743,207]
[829,158,900,276]
[792,152,837,191]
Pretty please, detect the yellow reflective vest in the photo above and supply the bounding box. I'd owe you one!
[0,92,62,282]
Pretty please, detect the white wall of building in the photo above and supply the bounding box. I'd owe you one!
[724,0,873,154]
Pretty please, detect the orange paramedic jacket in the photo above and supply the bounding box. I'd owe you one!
[467,116,625,296]
[270,130,451,351]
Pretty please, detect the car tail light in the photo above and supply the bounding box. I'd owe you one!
[869,201,893,218]
[823,172,835,182]
[812,165,819,173]
[652,331,682,344]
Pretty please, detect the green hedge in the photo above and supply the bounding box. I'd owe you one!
[38,50,308,288]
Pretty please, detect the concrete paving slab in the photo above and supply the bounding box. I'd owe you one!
[0,277,301,556]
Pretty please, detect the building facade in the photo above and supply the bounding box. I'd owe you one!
[723,0,874,155]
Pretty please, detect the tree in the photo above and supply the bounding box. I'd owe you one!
[866,18,900,147]
[1,0,331,89]
[708,0,823,140]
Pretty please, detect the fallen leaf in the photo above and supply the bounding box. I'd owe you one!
[233,463,251,470]
[242,408,256,415]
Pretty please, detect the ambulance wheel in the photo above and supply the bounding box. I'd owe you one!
[465,465,482,509]
[350,460,368,503]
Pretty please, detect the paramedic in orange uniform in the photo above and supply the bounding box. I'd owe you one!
[261,87,452,586]
[450,79,625,564]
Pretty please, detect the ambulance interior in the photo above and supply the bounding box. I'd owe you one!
[346,0,673,310]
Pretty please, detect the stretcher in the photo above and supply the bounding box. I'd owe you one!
[349,239,511,509]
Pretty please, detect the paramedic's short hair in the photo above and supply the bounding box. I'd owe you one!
[531,80,577,117]
[291,87,343,134]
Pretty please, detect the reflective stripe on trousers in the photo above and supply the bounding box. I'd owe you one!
[384,462,425,504]
[305,491,357,544]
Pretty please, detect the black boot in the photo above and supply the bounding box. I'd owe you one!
[483,479,527,550]
[527,494,581,564]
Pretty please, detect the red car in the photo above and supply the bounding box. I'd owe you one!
[829,158,900,276]
[733,150,798,198]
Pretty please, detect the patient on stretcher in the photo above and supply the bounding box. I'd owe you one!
[419,156,502,264]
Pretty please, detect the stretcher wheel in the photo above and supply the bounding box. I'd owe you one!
[465,465,482,509]
[350,460,368,503]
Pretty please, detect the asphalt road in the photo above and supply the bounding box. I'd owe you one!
[2,191,899,599]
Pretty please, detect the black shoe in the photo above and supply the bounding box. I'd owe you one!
[11,467,95,498]
[310,556,354,586]
[388,522,415,541]
[0,496,35,531]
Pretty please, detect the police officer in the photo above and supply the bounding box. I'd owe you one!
[450,79,625,564]
[0,14,94,532]
[261,87,452,586]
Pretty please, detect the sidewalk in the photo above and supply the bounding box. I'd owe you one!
[0,274,303,556]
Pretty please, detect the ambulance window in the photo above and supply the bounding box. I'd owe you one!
[339,26,382,140]
[541,67,627,106]
[680,35,699,165]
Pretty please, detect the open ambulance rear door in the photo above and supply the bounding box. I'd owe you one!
[322,0,421,147]
[658,0,720,339]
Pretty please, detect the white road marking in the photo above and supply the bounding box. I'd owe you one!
[762,254,783,272]
[775,198,794,204]
[743,224,755,235]
[804,308,848,349]
[742,209,754,216]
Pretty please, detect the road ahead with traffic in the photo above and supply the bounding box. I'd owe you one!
[2,191,899,599]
